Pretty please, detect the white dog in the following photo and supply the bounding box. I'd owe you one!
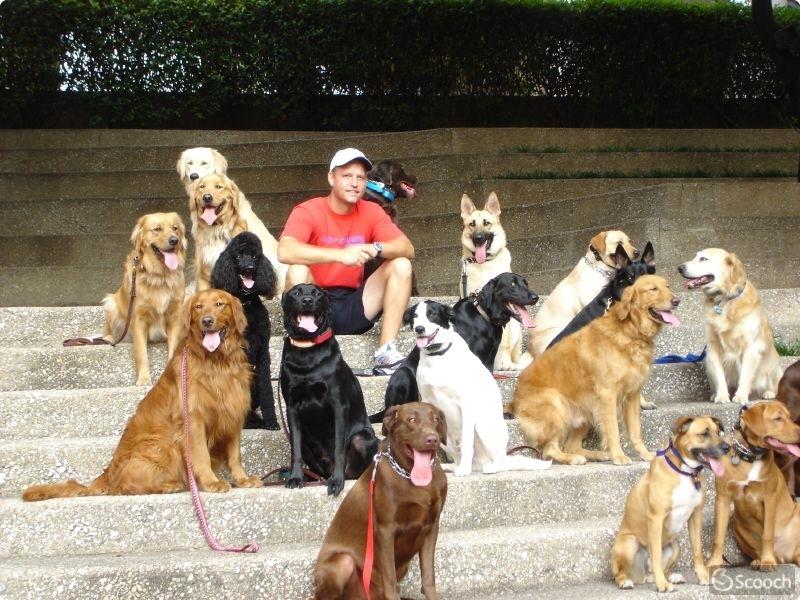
[679,248,782,404]
[410,300,551,476]
[176,147,287,294]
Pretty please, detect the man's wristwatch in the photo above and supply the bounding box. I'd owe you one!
[373,242,383,258]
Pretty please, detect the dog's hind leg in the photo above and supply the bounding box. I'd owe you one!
[567,423,611,462]
[596,391,631,465]
[612,533,640,589]
[623,393,654,461]
[313,552,359,600]
[130,312,152,386]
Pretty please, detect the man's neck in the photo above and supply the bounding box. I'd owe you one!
[327,193,356,215]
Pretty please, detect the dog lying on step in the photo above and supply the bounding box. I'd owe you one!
[410,300,551,476]
[612,415,729,592]
[313,402,447,600]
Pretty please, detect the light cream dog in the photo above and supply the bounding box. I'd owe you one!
[460,192,522,370]
[612,415,728,592]
[177,147,286,294]
[679,248,782,404]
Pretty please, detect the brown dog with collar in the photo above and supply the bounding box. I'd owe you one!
[708,400,800,571]
[612,415,729,592]
[313,402,447,600]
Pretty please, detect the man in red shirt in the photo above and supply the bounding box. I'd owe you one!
[278,148,415,374]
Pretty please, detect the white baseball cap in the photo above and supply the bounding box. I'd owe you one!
[329,148,372,172]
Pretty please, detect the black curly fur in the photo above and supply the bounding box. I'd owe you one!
[211,232,279,430]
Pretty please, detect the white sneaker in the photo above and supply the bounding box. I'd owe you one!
[373,340,405,375]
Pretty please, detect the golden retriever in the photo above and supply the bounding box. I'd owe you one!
[508,275,680,465]
[678,248,782,405]
[23,289,262,500]
[177,147,286,294]
[102,212,187,386]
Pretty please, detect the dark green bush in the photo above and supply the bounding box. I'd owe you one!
[1,0,798,128]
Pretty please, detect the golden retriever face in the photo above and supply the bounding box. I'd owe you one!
[588,230,638,268]
[176,147,227,187]
[460,192,507,263]
[672,415,730,474]
[131,212,187,273]
[614,274,680,333]
[190,174,241,228]
[741,401,800,457]
[184,289,247,355]
[678,248,747,297]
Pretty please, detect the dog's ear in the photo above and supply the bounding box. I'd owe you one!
[210,243,239,293]
[640,241,655,269]
[130,215,148,254]
[612,243,630,269]
[256,253,278,300]
[381,405,401,437]
[227,177,242,211]
[211,148,228,175]
[725,252,747,290]
[671,415,694,435]
[614,283,635,320]
[434,406,447,445]
[479,278,505,323]
[711,416,725,434]
[484,192,501,216]
[176,151,187,179]
[182,294,196,337]
[402,304,418,328]
[231,296,248,336]
[446,304,456,324]
[460,194,476,218]
[589,231,607,257]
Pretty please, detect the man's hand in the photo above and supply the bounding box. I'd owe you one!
[338,244,376,266]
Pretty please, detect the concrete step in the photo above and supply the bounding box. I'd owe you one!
[0,518,625,599]
[0,463,647,558]
[0,401,745,495]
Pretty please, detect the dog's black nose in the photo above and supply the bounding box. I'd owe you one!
[190,173,200,180]
[678,264,686,275]
[168,236,179,246]
[202,193,213,204]
[414,325,425,335]
[202,316,214,328]
[424,434,438,446]
[301,297,313,309]
[472,233,487,245]
[672,297,680,307]
[531,294,539,304]
[720,442,731,454]
[633,249,640,259]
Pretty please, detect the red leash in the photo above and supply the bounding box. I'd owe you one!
[361,453,381,599]
[180,346,259,553]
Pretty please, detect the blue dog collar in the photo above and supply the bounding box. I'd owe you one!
[366,180,396,203]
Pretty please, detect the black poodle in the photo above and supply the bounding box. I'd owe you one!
[211,232,278,430]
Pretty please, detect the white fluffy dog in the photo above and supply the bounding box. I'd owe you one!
[410,300,551,476]
[176,147,287,294]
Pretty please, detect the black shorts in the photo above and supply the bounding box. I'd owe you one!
[325,285,379,335]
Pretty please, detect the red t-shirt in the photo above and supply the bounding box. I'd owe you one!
[280,196,404,289]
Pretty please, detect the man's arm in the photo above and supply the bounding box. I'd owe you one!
[278,236,372,267]
[375,234,415,260]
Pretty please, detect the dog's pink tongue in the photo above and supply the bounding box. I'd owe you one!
[513,304,535,328]
[657,310,681,326]
[416,336,431,349]
[475,243,487,264]
[410,449,433,486]
[202,331,221,352]
[401,182,416,198]
[241,275,254,289]
[769,439,800,457]
[201,207,217,225]
[163,251,179,270]
[297,315,317,333]
[708,457,725,477]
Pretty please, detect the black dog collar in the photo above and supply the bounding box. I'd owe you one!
[426,343,453,356]
[731,430,766,465]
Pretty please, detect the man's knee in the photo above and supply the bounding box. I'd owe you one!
[286,264,312,288]
[387,257,412,279]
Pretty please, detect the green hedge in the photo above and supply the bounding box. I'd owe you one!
[1,0,798,128]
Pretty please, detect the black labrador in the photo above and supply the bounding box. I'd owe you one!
[547,241,656,350]
[210,232,278,429]
[369,272,538,423]
[280,284,379,496]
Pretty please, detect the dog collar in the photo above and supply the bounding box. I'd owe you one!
[426,343,453,356]
[657,440,703,490]
[471,297,492,323]
[373,443,435,482]
[731,431,766,465]
[365,180,396,203]
[288,328,333,347]
[713,285,745,315]
[583,254,616,277]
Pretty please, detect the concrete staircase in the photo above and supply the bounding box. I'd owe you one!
[1,128,799,598]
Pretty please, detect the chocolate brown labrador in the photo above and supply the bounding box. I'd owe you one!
[313,402,448,600]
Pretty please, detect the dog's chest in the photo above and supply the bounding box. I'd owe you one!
[667,477,702,537]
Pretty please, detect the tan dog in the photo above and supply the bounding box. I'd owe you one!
[313,402,447,599]
[177,147,286,294]
[508,275,680,465]
[102,212,186,386]
[460,192,522,370]
[612,416,729,592]
[679,248,782,405]
[528,230,638,359]
[189,173,248,291]
[708,400,800,570]
[23,289,261,500]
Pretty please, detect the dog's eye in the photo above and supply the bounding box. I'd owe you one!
[469,220,475,227]
[153,226,162,232]
[194,304,201,309]
[215,301,223,307]
[216,184,223,189]
[172,226,178,231]
[483,219,491,227]
[702,430,710,437]
[511,281,517,286]
[408,417,417,423]
[201,161,208,166]
[699,257,707,262]
[199,184,205,189]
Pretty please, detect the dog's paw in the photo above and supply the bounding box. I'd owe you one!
[158,482,185,494]
[638,450,656,462]
[285,477,305,490]
[695,566,710,585]
[762,390,776,399]
[136,373,152,386]
[751,557,778,572]
[733,393,750,406]
[667,573,685,585]
[613,454,632,466]
[201,479,231,493]
[326,477,344,496]
[454,465,472,477]
[566,455,587,466]
[262,419,281,431]
[617,579,634,590]
[235,475,263,488]
[656,581,675,593]
[640,399,657,410]
[712,392,731,404]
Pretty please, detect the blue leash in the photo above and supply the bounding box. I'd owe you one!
[654,347,706,364]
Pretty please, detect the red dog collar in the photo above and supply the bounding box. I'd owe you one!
[311,328,333,345]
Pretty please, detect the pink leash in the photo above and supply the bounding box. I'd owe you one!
[180,346,259,553]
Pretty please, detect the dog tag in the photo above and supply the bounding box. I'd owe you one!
[731,455,740,465]
[714,305,723,315]
[693,479,701,491]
